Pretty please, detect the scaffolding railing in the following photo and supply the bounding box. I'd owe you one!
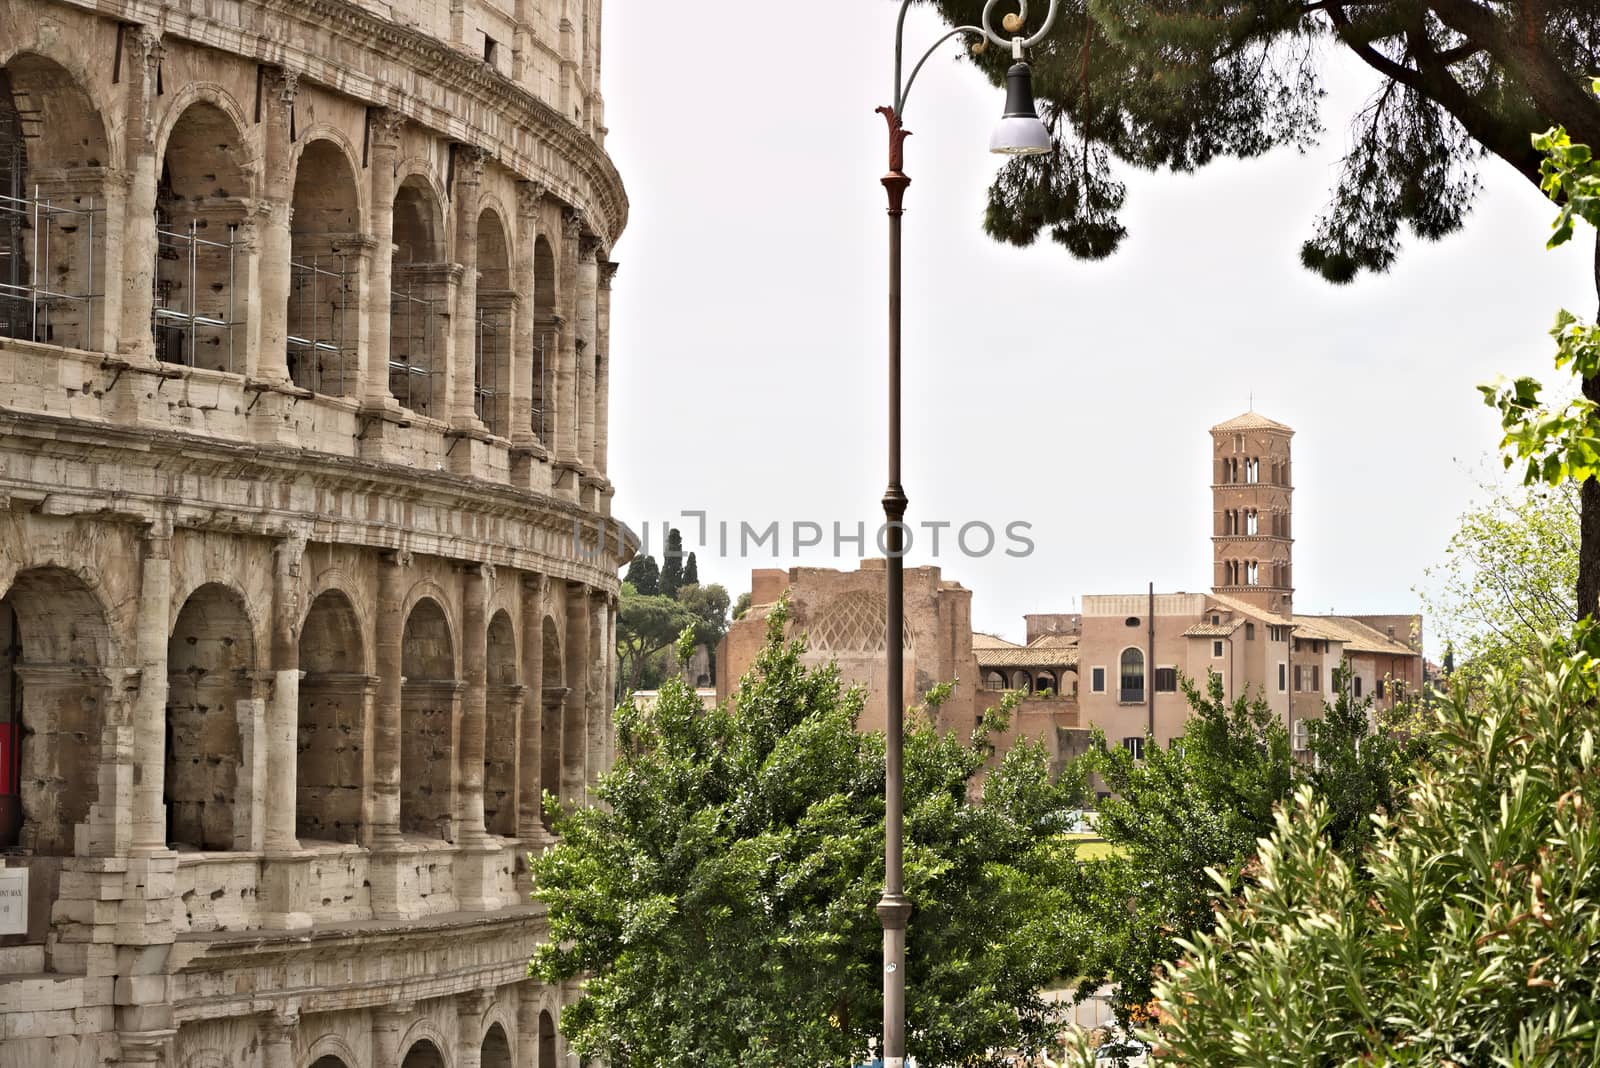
[474,306,508,437]
[287,248,356,395]
[154,220,242,372]
[389,266,438,418]
[533,328,553,443]
[0,186,102,351]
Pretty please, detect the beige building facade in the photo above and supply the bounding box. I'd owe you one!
[0,0,629,1061]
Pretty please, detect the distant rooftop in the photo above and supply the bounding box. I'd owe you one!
[1211,411,1293,434]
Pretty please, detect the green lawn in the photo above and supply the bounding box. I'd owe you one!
[1065,833,1120,861]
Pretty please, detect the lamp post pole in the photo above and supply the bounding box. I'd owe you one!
[874,4,1057,1066]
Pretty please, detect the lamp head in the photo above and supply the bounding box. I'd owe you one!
[989,61,1051,156]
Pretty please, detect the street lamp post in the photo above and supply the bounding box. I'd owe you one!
[875,3,1056,1066]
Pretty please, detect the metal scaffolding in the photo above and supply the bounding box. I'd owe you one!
[0,177,103,351]
[287,248,356,395]
[473,306,508,436]
[389,265,438,417]
[533,328,553,443]
[153,220,242,371]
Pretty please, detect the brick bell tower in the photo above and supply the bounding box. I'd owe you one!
[1210,411,1294,617]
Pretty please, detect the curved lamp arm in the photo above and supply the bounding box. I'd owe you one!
[893,0,1059,117]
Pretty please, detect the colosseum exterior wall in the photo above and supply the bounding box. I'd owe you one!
[0,0,630,1061]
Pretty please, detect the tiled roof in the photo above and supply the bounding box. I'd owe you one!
[1293,614,1416,657]
[1184,621,1241,638]
[1028,634,1079,650]
[1207,592,1293,628]
[1211,411,1293,434]
[976,647,1080,670]
[972,632,1022,650]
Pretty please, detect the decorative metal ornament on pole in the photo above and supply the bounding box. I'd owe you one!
[874,3,1056,1066]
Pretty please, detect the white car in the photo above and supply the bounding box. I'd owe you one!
[1093,1037,1150,1067]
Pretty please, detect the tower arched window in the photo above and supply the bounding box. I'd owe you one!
[1119,647,1145,703]
[1246,510,1258,535]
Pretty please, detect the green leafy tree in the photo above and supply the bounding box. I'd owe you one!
[675,581,732,684]
[1131,629,1600,1066]
[625,553,660,596]
[615,582,696,698]
[659,528,685,599]
[1069,671,1423,1022]
[1422,480,1578,690]
[532,609,1084,1067]
[684,550,699,587]
[733,591,753,620]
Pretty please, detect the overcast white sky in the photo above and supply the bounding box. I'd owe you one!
[598,1,1595,659]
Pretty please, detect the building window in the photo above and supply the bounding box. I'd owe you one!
[1278,662,1287,692]
[1354,676,1363,697]
[1122,736,1146,761]
[984,671,1005,691]
[1154,667,1178,693]
[1211,614,1221,625]
[1311,665,1321,692]
[1245,622,1256,640]
[1376,679,1386,698]
[1212,639,1224,658]
[1246,510,1259,535]
[1091,666,1105,693]
[483,34,498,63]
[1293,718,1310,751]
[1119,648,1145,703]
[1294,664,1303,691]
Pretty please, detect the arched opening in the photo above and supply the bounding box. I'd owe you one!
[155,101,249,371]
[474,207,513,436]
[1034,671,1056,696]
[540,616,562,830]
[538,1010,557,1068]
[484,610,518,836]
[400,1039,445,1068]
[401,598,456,840]
[297,589,366,844]
[166,583,256,851]
[482,1022,513,1068]
[0,568,108,856]
[1118,647,1145,705]
[531,236,557,442]
[287,139,361,396]
[983,670,1005,691]
[310,1058,352,1068]
[0,55,111,350]
[1010,670,1031,692]
[389,176,446,418]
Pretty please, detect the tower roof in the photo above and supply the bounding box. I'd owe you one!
[1211,411,1293,434]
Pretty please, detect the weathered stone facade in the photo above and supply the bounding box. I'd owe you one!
[0,0,629,1060]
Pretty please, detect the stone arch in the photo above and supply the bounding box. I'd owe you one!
[288,135,363,396]
[390,170,448,418]
[0,566,110,856]
[983,670,1005,691]
[1034,670,1056,695]
[531,234,557,439]
[302,1031,361,1068]
[540,614,562,827]
[153,90,254,371]
[481,1021,513,1068]
[484,609,518,835]
[474,204,514,436]
[399,1038,447,1068]
[397,1015,454,1068]
[166,582,257,851]
[297,588,367,843]
[401,597,457,839]
[0,50,114,348]
[1010,669,1032,692]
[538,1009,557,1068]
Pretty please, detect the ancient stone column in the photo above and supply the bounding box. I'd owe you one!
[458,565,489,840]
[553,210,583,474]
[371,1003,413,1068]
[372,551,406,843]
[595,261,616,478]
[131,522,171,853]
[451,147,486,429]
[259,1012,297,1068]
[575,235,600,471]
[518,572,550,841]
[255,68,298,383]
[456,989,494,1068]
[266,535,304,854]
[364,111,404,408]
[586,588,607,802]
[117,30,162,362]
[516,984,540,1068]
[561,583,589,809]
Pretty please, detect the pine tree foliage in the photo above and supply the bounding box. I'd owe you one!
[925,0,1600,282]
[660,528,685,599]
